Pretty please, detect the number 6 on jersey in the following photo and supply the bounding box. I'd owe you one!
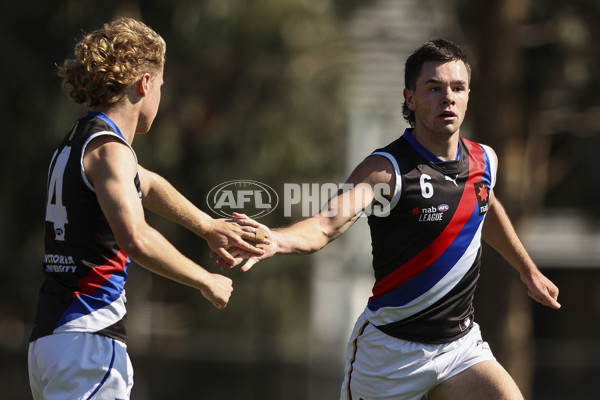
[420,174,434,199]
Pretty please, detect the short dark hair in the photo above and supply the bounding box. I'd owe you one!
[402,39,471,127]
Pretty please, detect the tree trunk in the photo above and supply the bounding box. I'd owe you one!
[466,0,535,397]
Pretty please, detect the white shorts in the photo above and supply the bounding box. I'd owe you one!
[28,332,133,400]
[340,312,495,400]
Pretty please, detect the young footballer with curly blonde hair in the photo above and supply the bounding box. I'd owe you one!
[28,17,268,399]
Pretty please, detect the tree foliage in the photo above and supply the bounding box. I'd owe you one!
[1,0,363,397]
[2,0,599,397]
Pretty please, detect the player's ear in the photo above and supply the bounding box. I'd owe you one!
[137,73,151,97]
[403,88,416,111]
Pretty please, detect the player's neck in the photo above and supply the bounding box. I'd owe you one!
[411,128,460,162]
[92,104,137,144]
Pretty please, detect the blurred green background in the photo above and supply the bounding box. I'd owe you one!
[2,0,600,398]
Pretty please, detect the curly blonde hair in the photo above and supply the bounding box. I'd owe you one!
[58,17,166,107]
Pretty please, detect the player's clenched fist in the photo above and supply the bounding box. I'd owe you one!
[201,273,234,309]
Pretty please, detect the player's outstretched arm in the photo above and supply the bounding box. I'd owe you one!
[218,155,396,272]
[218,198,362,272]
[137,165,268,265]
[482,192,561,310]
[85,137,233,308]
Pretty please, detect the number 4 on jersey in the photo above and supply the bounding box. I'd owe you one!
[46,146,71,241]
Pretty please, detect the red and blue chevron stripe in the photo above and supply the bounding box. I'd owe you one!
[368,140,489,310]
[57,250,129,327]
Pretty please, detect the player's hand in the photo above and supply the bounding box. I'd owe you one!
[212,213,278,271]
[521,269,561,309]
[202,214,271,266]
[201,273,234,309]
[213,238,278,272]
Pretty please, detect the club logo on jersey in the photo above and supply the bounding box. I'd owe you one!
[474,182,490,215]
[412,204,450,222]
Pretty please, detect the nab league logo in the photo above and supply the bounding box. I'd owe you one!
[412,204,450,222]
[474,182,490,215]
[207,180,279,219]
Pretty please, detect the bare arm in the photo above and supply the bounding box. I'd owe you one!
[480,148,559,310]
[482,190,560,310]
[272,183,372,255]
[137,165,267,265]
[84,136,232,309]
[229,155,396,271]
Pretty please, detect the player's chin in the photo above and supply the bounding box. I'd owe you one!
[436,123,460,137]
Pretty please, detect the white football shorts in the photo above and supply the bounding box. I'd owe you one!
[340,312,495,400]
[28,332,133,400]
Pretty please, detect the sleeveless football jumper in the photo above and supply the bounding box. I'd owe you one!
[30,112,140,344]
[365,129,497,344]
